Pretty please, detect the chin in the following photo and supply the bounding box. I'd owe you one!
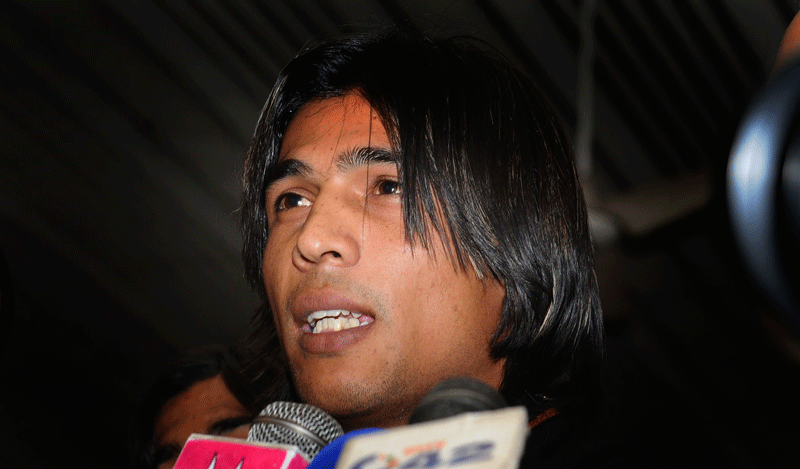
[298,379,369,413]
[294,376,413,429]
[326,399,413,431]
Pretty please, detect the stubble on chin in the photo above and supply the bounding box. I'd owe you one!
[289,361,420,431]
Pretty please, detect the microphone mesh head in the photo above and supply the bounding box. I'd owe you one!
[247,401,344,460]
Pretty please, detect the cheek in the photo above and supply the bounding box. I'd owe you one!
[388,270,459,341]
[481,281,506,329]
[262,233,292,286]
[426,276,504,341]
[262,243,287,327]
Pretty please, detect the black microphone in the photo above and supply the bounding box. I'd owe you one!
[174,401,344,468]
[409,376,508,424]
[320,378,528,469]
[728,55,800,336]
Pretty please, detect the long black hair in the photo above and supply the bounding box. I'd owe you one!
[241,29,604,416]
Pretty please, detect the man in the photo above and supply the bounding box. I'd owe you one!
[240,30,614,466]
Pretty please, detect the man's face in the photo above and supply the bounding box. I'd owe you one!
[154,375,251,469]
[262,93,505,430]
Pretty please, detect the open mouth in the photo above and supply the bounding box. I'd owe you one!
[305,310,372,334]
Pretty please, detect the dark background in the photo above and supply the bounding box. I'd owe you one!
[1,1,799,467]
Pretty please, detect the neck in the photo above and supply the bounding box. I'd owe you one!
[334,406,413,433]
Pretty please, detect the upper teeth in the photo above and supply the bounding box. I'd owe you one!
[307,310,365,334]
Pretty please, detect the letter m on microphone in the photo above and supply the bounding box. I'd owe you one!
[175,434,311,469]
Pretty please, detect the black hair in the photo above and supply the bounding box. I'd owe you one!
[128,345,256,469]
[0,246,13,358]
[241,29,604,417]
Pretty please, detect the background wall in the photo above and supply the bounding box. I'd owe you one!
[1,1,798,467]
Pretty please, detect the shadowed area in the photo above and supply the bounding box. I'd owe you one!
[1,1,799,467]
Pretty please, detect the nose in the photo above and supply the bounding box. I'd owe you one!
[292,192,361,270]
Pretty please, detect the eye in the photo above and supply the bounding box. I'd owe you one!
[274,192,311,212]
[374,178,401,196]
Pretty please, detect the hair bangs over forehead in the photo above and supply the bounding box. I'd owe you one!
[354,35,569,299]
[244,33,525,289]
[245,29,571,316]
[356,37,515,279]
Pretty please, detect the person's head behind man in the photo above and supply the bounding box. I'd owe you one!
[241,29,603,431]
[129,346,254,469]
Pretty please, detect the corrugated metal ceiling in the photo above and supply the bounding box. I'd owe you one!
[1,1,798,466]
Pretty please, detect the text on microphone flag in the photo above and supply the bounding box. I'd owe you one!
[174,434,311,469]
[335,407,528,469]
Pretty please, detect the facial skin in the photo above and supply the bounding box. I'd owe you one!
[777,12,800,70]
[262,93,506,431]
[153,375,251,469]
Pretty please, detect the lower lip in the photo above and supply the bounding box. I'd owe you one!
[299,322,373,354]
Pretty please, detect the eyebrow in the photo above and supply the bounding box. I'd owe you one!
[336,146,398,171]
[264,146,398,194]
[208,415,254,436]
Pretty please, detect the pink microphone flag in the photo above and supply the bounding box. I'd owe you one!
[174,434,311,469]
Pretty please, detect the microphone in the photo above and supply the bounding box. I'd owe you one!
[249,401,346,460]
[728,55,800,336]
[409,376,508,423]
[306,428,386,469]
[313,378,528,469]
[173,401,344,469]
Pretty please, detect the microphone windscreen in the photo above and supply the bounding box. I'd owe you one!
[248,401,345,461]
[307,428,385,469]
[409,377,507,424]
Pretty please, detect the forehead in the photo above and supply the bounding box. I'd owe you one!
[279,94,392,164]
[154,375,247,444]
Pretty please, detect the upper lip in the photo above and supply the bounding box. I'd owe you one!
[291,290,375,326]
